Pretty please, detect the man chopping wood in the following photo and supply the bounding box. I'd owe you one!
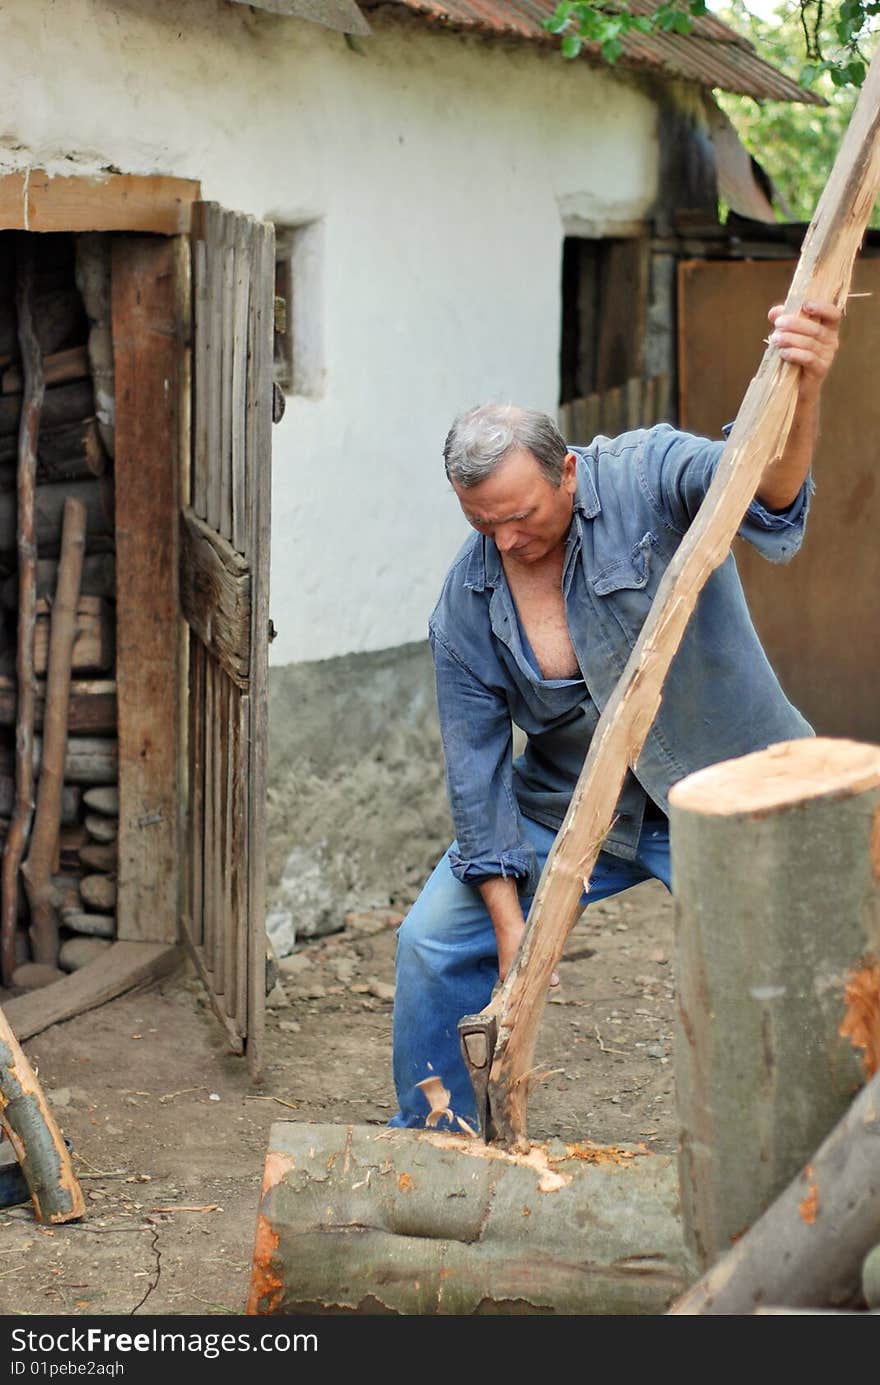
[389,299,842,1132]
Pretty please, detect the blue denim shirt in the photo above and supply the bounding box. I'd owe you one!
[428,424,814,893]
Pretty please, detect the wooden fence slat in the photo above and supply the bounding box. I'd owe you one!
[187,637,205,947]
[202,657,215,974]
[219,214,236,543]
[192,238,209,520]
[211,666,226,994]
[204,205,223,534]
[246,220,274,1079]
[224,678,238,1022]
[231,219,252,556]
[234,690,249,1034]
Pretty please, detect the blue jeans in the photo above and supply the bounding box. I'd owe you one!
[389,815,671,1130]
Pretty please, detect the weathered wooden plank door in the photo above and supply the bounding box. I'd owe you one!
[181,203,275,1076]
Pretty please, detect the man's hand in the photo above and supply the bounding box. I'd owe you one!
[755,298,843,511]
[477,876,559,987]
[768,299,842,396]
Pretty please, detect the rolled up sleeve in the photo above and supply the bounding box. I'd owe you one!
[645,423,811,565]
[430,627,539,892]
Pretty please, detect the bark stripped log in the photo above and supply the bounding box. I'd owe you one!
[246,1122,688,1316]
[669,1064,880,1313]
[22,498,86,966]
[464,46,880,1150]
[0,1002,84,1224]
[1,237,43,986]
[669,738,880,1272]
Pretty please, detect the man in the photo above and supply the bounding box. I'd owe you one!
[389,300,842,1131]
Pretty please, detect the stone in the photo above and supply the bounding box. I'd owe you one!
[46,1087,71,1108]
[278,952,313,978]
[265,984,288,1010]
[59,936,112,972]
[365,977,395,1002]
[265,905,296,959]
[276,844,344,940]
[278,1020,301,1034]
[12,963,64,989]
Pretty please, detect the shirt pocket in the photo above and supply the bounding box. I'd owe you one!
[591,531,657,596]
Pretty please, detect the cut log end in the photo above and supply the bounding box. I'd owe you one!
[669,738,880,818]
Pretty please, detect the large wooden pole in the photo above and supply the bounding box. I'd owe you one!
[669,737,880,1272]
[464,43,880,1151]
[247,1122,689,1316]
[1,236,43,985]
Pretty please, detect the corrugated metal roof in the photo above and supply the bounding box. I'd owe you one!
[360,0,824,105]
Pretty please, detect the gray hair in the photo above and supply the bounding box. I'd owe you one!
[443,404,568,488]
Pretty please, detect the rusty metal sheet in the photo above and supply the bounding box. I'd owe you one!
[679,255,880,742]
[363,0,823,103]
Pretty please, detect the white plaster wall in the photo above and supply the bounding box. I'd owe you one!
[0,0,659,662]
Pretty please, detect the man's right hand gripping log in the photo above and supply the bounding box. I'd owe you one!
[389,53,880,1150]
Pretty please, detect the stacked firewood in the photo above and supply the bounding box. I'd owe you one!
[0,231,118,989]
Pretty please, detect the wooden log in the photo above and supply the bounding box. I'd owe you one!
[669,738,880,1270]
[1,344,89,396]
[464,50,880,1151]
[0,736,120,786]
[2,237,42,987]
[79,840,116,873]
[23,498,87,966]
[246,1122,689,1316]
[0,380,93,439]
[0,778,80,826]
[2,554,115,608]
[79,875,116,913]
[83,786,118,816]
[49,876,82,916]
[0,1002,84,1223]
[84,813,116,843]
[0,476,114,558]
[669,1063,880,1314]
[0,417,107,483]
[3,940,179,1041]
[33,595,114,676]
[58,823,89,870]
[0,677,117,735]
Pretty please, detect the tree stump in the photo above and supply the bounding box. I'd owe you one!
[669,737,880,1272]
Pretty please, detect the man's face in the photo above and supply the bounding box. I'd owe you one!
[452,447,578,565]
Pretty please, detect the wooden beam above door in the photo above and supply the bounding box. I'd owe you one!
[0,172,200,235]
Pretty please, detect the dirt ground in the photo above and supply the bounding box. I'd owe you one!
[0,876,676,1318]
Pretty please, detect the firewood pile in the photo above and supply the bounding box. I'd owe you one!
[0,230,118,991]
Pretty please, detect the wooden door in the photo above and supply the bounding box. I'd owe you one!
[181,203,275,1076]
[678,254,880,743]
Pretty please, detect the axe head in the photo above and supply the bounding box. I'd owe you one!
[458,1012,498,1143]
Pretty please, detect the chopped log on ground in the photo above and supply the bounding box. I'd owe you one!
[33,595,114,675]
[0,476,114,557]
[1,236,42,986]
[246,1122,689,1316]
[23,498,87,966]
[463,45,880,1151]
[668,1063,880,1314]
[2,554,115,608]
[0,677,117,735]
[0,1001,84,1223]
[670,737,880,1271]
[34,736,117,786]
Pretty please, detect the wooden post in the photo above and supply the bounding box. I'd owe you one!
[1,236,43,985]
[0,1003,84,1224]
[22,498,87,965]
[464,43,880,1151]
[669,737,880,1272]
